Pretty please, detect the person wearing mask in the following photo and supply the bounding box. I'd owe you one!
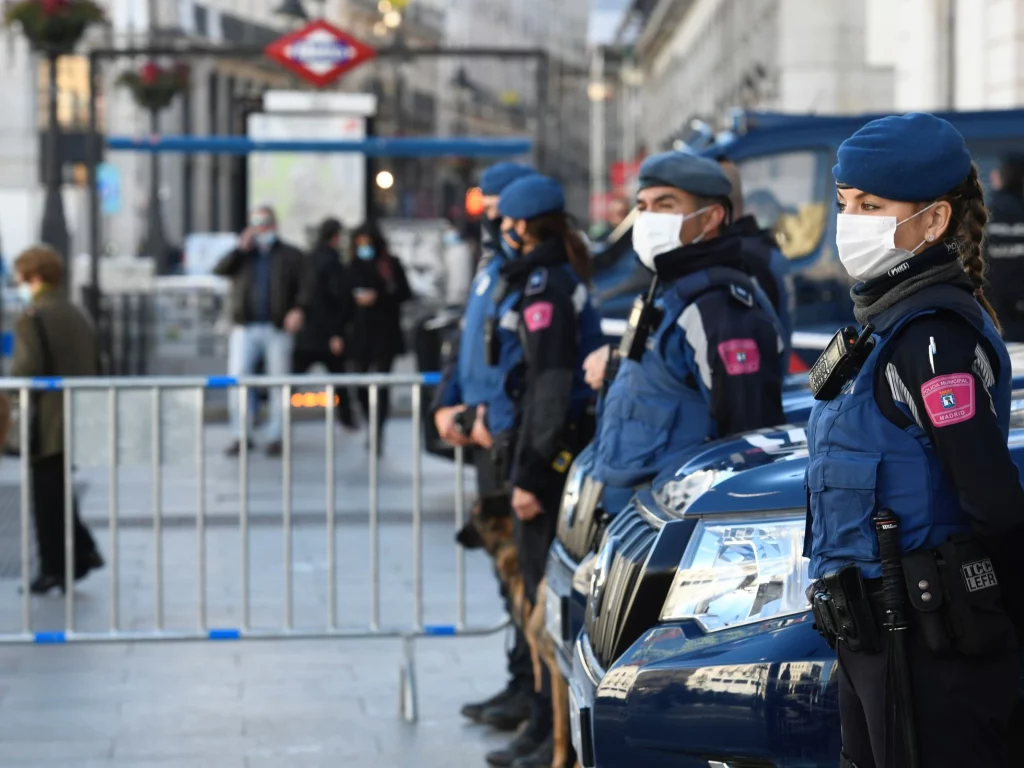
[479,175,604,768]
[433,162,537,732]
[215,205,309,457]
[805,113,1024,768]
[718,155,795,351]
[11,245,103,594]
[292,217,356,430]
[984,154,1024,341]
[590,152,786,518]
[348,222,413,452]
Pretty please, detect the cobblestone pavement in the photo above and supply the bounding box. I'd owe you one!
[0,418,517,767]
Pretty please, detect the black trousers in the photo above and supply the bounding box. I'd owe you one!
[292,346,355,427]
[837,626,1019,767]
[474,447,533,688]
[352,356,395,434]
[32,454,99,578]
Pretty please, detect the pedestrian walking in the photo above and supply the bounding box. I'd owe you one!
[806,113,1023,768]
[292,217,356,429]
[214,205,310,457]
[478,175,604,768]
[11,245,103,595]
[347,222,413,453]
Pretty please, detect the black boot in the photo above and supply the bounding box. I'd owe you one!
[485,722,547,768]
[512,734,561,768]
[25,574,63,595]
[480,686,532,731]
[461,681,523,723]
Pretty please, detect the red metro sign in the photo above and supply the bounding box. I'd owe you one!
[265,20,377,88]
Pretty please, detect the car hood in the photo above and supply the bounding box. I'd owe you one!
[642,425,811,519]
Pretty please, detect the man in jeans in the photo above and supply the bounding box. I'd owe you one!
[215,206,309,457]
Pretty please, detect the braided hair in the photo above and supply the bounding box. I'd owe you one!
[940,163,1002,333]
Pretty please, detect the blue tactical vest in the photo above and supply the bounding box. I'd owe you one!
[487,264,605,436]
[806,284,1011,580]
[456,254,506,404]
[594,266,784,490]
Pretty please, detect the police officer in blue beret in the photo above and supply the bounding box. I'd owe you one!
[804,113,1024,767]
[589,151,786,516]
[432,161,537,731]
[478,175,604,768]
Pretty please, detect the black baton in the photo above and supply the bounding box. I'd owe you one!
[874,509,921,768]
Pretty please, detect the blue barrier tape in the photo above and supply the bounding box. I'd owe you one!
[34,631,67,644]
[205,376,237,389]
[208,628,241,640]
[31,377,63,390]
[424,625,457,636]
[421,372,442,386]
[107,135,533,158]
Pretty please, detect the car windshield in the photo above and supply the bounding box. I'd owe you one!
[738,150,829,261]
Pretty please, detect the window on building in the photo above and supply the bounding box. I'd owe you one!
[738,150,829,261]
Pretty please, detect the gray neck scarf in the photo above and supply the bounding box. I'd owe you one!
[851,259,967,325]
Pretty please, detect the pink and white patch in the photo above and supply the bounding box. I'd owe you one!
[921,373,975,428]
[523,302,553,332]
[717,339,761,375]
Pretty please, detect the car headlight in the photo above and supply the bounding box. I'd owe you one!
[559,460,587,527]
[660,515,810,631]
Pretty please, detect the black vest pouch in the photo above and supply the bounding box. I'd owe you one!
[901,549,952,653]
[822,565,881,654]
[934,536,1017,655]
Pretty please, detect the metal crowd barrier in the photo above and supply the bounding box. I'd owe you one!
[0,371,502,723]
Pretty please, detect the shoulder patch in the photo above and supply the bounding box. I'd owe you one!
[921,373,975,427]
[526,268,548,296]
[523,302,554,332]
[729,283,755,308]
[717,339,762,375]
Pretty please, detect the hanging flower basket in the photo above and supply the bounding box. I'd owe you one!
[3,0,105,56]
[117,61,190,113]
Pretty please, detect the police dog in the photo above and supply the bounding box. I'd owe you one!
[458,497,572,768]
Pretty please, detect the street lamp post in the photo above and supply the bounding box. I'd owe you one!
[140,107,168,271]
[41,51,70,267]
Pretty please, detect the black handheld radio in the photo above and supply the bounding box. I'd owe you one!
[618,277,663,362]
[808,324,876,400]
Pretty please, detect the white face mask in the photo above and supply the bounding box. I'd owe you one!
[835,202,937,281]
[632,206,711,271]
[16,284,32,304]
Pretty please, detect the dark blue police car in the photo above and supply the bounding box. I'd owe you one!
[564,392,1024,767]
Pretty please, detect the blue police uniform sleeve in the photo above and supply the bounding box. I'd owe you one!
[429,331,463,412]
[512,281,578,497]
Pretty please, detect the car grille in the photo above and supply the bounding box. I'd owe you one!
[584,505,659,670]
[556,473,605,562]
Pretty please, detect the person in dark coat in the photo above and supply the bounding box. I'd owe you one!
[347,222,413,451]
[11,245,103,595]
[293,218,356,429]
[214,205,311,457]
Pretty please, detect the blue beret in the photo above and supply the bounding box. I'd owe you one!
[498,175,565,220]
[833,113,972,201]
[638,151,732,198]
[480,162,536,196]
